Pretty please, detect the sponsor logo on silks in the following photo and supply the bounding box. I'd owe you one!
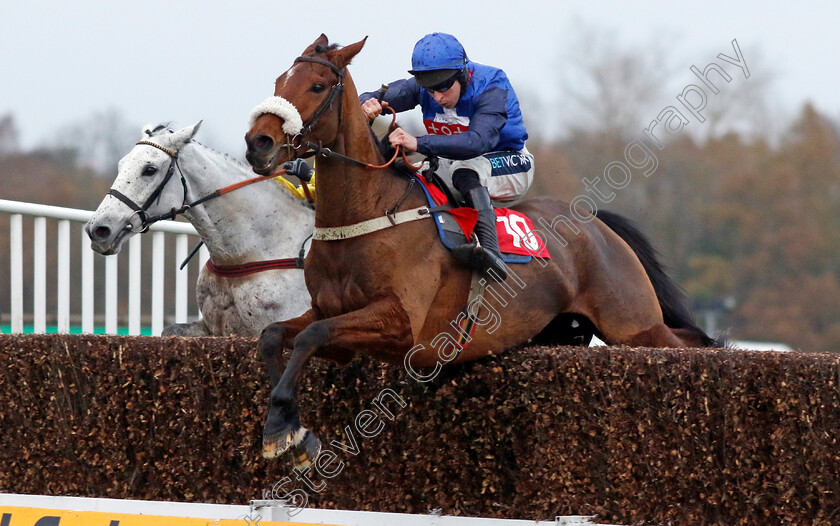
[484,151,532,177]
[0,507,333,526]
[423,119,469,136]
[424,109,470,136]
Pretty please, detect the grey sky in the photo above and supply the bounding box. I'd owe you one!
[1,0,838,157]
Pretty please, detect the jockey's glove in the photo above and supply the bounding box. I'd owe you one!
[283,159,314,182]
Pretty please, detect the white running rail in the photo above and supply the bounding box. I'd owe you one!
[1,198,207,336]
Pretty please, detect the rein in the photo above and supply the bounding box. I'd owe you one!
[110,140,287,232]
[247,55,431,243]
[258,54,423,173]
[292,101,423,172]
[111,140,308,274]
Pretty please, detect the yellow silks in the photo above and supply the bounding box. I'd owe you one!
[273,173,316,202]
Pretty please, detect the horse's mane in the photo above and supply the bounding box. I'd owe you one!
[368,126,394,161]
[143,123,314,209]
[314,43,342,54]
[366,125,424,181]
[145,123,249,171]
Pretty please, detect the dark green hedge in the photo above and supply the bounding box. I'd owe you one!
[1,334,839,525]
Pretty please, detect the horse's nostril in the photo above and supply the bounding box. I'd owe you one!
[94,226,111,240]
[251,135,275,155]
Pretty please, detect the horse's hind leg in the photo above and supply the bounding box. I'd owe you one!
[621,323,688,348]
[161,320,211,337]
[262,296,414,469]
[583,282,688,348]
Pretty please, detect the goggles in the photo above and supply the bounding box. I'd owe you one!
[425,75,458,94]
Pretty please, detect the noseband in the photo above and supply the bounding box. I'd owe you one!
[108,140,188,233]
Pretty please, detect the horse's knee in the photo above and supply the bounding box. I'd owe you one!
[294,321,330,351]
[259,323,287,357]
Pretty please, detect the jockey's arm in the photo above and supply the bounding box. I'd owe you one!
[415,86,507,160]
[359,78,422,117]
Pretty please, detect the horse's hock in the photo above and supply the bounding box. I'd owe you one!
[1,334,839,525]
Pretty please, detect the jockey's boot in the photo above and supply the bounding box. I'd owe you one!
[451,186,508,282]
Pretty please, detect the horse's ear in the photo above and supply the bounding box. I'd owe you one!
[166,121,202,151]
[303,33,330,55]
[332,36,367,69]
[141,123,155,138]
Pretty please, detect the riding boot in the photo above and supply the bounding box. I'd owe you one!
[451,186,508,282]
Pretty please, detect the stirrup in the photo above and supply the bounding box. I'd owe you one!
[473,245,507,282]
[451,242,507,282]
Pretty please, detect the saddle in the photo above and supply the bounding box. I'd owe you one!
[414,170,550,264]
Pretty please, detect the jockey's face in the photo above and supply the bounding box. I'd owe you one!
[429,80,461,109]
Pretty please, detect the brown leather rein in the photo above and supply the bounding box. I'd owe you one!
[280,55,423,172]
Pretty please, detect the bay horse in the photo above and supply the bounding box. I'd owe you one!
[86,122,314,336]
[244,35,719,468]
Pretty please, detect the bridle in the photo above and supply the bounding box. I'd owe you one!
[108,140,188,233]
[109,139,287,233]
[271,55,422,172]
[108,138,310,273]
[293,56,346,139]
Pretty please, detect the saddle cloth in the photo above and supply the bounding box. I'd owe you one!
[414,174,550,263]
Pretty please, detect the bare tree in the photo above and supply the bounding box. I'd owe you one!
[699,48,775,141]
[48,108,139,176]
[557,21,674,139]
[0,114,20,154]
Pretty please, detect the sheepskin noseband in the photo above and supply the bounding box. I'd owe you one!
[248,96,304,136]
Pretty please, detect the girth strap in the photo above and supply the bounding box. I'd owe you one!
[205,257,304,278]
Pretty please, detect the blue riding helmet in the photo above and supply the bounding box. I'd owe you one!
[408,33,469,88]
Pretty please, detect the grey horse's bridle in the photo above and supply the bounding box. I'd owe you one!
[107,140,188,233]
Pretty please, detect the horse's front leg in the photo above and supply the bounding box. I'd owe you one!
[262,296,413,469]
[259,309,319,388]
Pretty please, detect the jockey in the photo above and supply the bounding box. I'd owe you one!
[359,32,533,282]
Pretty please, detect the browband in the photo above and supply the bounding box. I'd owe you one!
[136,140,177,157]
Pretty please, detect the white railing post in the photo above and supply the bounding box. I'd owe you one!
[10,214,24,333]
[33,217,47,333]
[105,255,119,334]
[151,231,165,336]
[128,235,142,335]
[57,219,70,333]
[2,199,200,336]
[175,235,189,324]
[81,231,94,334]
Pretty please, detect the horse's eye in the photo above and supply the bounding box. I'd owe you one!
[142,165,158,177]
[310,84,326,94]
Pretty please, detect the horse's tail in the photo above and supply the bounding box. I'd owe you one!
[594,209,724,348]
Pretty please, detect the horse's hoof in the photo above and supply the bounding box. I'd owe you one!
[262,427,298,459]
[291,429,321,470]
